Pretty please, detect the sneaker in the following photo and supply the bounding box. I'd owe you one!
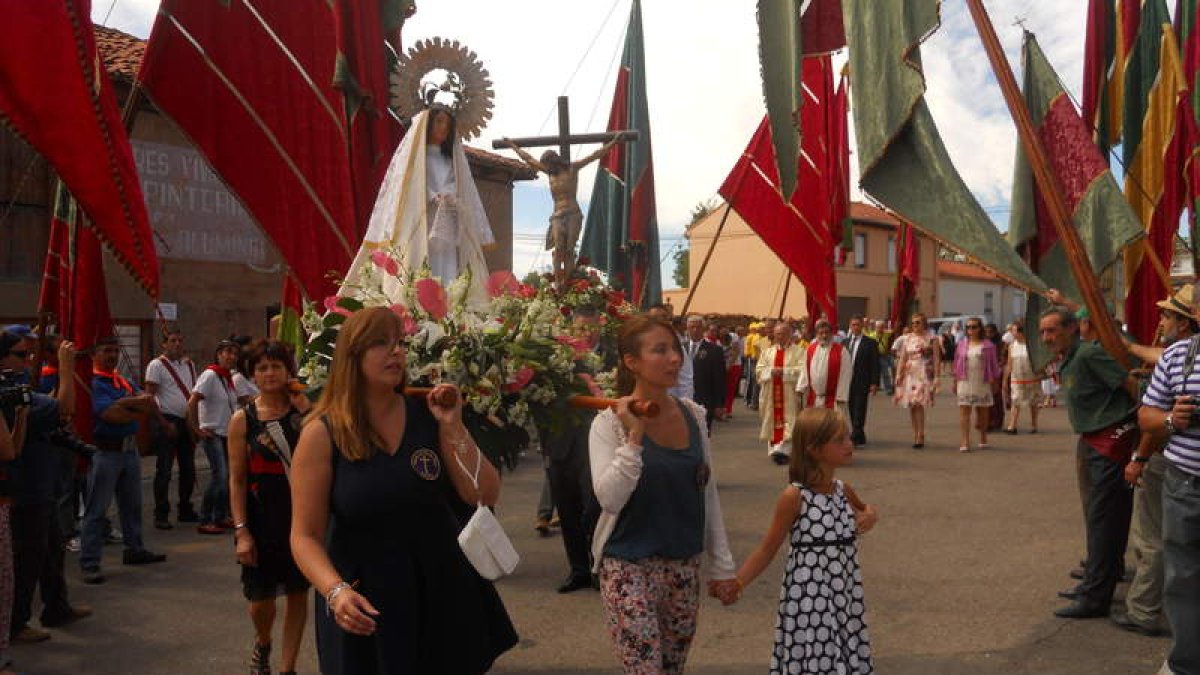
[81,567,106,584]
[250,641,271,675]
[41,604,93,627]
[122,549,167,565]
[11,625,51,643]
[197,523,225,535]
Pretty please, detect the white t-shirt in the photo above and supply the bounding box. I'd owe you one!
[233,371,259,402]
[193,369,238,436]
[144,356,196,418]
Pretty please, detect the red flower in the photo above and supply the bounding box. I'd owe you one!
[486,270,521,298]
[415,278,448,320]
[502,366,535,393]
[323,296,352,317]
[517,284,538,299]
[369,250,400,276]
[559,306,572,317]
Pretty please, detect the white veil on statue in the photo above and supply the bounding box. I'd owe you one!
[342,109,494,308]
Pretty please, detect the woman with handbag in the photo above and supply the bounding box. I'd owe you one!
[290,307,517,674]
[589,315,739,674]
[227,340,311,675]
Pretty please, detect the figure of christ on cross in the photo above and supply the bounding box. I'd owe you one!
[494,96,638,283]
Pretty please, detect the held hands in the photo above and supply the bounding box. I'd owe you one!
[615,396,646,443]
[330,586,380,636]
[854,504,879,535]
[426,383,463,426]
[234,530,257,567]
[1170,395,1196,432]
[707,578,741,606]
[1124,460,1145,488]
[56,340,76,366]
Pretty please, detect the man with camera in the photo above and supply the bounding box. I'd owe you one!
[0,331,91,642]
[79,336,168,585]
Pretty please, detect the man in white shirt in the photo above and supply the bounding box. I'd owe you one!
[143,328,198,529]
[187,339,240,535]
[796,319,852,416]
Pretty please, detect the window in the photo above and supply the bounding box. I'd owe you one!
[887,235,897,273]
[854,233,867,268]
[984,291,994,318]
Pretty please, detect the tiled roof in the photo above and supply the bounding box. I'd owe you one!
[91,26,532,179]
[849,202,902,226]
[938,260,1001,282]
[95,25,145,81]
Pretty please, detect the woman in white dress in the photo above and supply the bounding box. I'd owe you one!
[1003,324,1042,434]
[952,319,1000,452]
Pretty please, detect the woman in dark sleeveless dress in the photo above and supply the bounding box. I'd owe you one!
[290,307,517,675]
[228,340,311,675]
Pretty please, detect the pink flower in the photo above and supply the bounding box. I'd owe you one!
[554,334,591,357]
[370,250,400,276]
[486,270,521,298]
[323,295,352,317]
[503,366,536,393]
[389,304,419,335]
[415,278,448,320]
[577,372,604,397]
[517,284,537,299]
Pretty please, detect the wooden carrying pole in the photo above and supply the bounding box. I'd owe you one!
[681,204,734,315]
[966,0,1131,366]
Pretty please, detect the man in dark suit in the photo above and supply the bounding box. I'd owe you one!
[542,307,616,593]
[682,316,726,433]
[844,315,879,447]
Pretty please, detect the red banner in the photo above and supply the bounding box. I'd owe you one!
[0,0,158,297]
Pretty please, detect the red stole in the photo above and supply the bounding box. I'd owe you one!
[771,347,786,444]
[805,342,843,409]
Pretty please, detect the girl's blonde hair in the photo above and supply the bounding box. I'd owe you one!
[788,407,848,486]
[305,307,405,461]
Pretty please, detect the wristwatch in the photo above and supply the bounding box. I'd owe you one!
[1132,455,1150,464]
[1164,413,1178,435]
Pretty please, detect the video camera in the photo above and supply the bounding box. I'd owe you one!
[0,369,33,412]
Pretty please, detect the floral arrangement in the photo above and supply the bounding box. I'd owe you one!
[298,248,634,468]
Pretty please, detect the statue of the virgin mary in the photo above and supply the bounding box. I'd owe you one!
[342,39,497,307]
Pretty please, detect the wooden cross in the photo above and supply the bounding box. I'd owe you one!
[491,96,638,160]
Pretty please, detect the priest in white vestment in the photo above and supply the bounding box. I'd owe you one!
[341,107,495,307]
[797,319,852,416]
[757,322,805,464]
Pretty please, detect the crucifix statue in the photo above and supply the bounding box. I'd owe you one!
[494,96,638,282]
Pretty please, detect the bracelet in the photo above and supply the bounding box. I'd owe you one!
[325,581,350,613]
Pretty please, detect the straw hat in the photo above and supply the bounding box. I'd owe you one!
[1156,285,1197,321]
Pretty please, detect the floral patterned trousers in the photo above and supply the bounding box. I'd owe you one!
[600,555,701,675]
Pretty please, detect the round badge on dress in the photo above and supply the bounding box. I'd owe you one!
[410,448,441,481]
[695,462,711,489]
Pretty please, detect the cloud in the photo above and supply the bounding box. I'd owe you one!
[93,0,1092,285]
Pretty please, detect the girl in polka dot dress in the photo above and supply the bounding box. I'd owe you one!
[734,408,878,674]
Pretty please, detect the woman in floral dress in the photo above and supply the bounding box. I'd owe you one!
[893,314,941,448]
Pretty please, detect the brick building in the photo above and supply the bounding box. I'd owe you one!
[0,26,534,376]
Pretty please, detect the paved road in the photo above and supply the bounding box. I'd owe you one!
[15,381,1172,674]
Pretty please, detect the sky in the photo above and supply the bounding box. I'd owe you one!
[92,0,1093,289]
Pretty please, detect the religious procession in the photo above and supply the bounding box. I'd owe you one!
[0,0,1197,674]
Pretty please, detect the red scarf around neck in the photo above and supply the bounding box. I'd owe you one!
[206,364,235,389]
[93,366,133,395]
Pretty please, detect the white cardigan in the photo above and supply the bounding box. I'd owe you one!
[588,398,737,579]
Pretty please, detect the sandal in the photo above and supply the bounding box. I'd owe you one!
[959,446,970,453]
[250,641,271,675]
